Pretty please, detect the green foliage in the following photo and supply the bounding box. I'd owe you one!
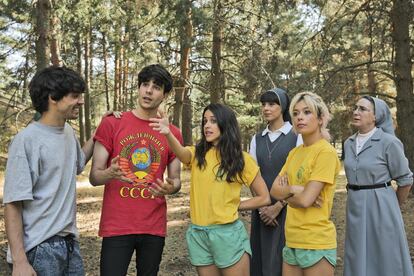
[0,0,412,148]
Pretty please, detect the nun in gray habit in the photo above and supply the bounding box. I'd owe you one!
[343,96,413,276]
[249,88,300,276]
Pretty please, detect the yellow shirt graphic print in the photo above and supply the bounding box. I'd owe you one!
[296,166,306,185]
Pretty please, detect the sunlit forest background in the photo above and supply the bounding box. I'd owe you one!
[0,0,412,161]
[0,1,413,275]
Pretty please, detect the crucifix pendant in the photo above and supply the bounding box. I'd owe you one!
[268,153,272,160]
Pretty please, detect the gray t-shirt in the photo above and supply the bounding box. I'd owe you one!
[3,122,85,262]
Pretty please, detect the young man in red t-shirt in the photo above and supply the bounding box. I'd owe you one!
[90,64,183,276]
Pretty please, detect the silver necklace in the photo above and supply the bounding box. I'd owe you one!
[265,135,283,160]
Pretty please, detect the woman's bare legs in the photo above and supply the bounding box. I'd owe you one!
[304,258,334,276]
[196,264,221,276]
[283,262,304,276]
[221,253,250,276]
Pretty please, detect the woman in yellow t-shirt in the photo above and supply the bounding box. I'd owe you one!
[150,103,270,276]
[270,92,340,276]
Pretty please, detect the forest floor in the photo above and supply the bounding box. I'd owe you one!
[0,166,413,276]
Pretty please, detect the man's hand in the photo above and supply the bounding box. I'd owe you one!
[102,110,123,119]
[91,111,123,138]
[149,178,179,196]
[12,260,37,276]
[105,156,133,183]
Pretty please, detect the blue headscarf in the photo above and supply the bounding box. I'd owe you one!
[267,87,291,123]
[370,97,395,135]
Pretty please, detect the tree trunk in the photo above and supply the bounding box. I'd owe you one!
[182,87,193,145]
[102,31,110,110]
[173,0,192,129]
[122,22,130,110]
[83,28,92,140]
[391,0,414,176]
[129,66,138,109]
[210,0,224,103]
[113,34,121,110]
[21,43,31,104]
[122,59,129,110]
[50,14,61,66]
[367,14,376,94]
[181,0,193,145]
[88,25,95,123]
[118,38,124,109]
[34,0,51,70]
[76,33,85,146]
[367,69,376,95]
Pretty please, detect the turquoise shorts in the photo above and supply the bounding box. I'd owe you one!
[282,246,336,268]
[186,219,251,268]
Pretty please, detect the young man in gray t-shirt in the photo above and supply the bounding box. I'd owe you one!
[3,66,95,275]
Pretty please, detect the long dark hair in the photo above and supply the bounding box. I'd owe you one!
[195,103,245,183]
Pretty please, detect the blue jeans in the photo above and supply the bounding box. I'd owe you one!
[24,235,84,276]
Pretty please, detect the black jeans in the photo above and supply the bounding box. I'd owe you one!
[100,234,165,276]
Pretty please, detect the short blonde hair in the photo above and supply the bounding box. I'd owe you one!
[289,91,332,141]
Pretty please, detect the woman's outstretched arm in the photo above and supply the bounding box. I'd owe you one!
[149,110,192,164]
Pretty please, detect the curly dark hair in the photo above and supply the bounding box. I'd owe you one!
[195,103,245,183]
[29,66,85,114]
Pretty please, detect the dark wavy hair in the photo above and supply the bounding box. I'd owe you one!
[29,66,85,113]
[195,103,245,183]
[138,64,173,94]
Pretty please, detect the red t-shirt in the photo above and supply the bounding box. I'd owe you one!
[94,111,182,237]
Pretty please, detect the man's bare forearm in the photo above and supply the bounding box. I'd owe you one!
[89,168,112,186]
[5,202,28,264]
[82,137,95,164]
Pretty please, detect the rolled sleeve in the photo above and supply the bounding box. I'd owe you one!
[94,117,115,156]
[385,139,413,186]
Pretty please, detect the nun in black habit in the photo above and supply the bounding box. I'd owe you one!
[249,88,301,276]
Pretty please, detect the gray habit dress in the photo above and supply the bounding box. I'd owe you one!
[343,98,414,276]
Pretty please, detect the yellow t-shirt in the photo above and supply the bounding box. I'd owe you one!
[280,139,340,249]
[186,146,259,226]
